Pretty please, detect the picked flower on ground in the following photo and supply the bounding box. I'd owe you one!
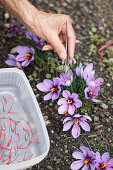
[16,46,35,67]
[5,54,23,71]
[37,78,61,100]
[95,152,113,170]
[57,90,82,115]
[63,114,91,138]
[85,85,100,103]
[60,70,73,87]
[71,146,95,170]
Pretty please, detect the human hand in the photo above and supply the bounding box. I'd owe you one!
[29,11,76,64]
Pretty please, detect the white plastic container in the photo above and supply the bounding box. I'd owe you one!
[0,68,50,170]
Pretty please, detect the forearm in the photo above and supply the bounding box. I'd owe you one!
[0,0,41,34]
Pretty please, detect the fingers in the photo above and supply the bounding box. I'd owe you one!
[42,44,53,50]
[47,32,67,60]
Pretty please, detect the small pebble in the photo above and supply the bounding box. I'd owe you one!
[101,103,108,110]
[94,116,99,122]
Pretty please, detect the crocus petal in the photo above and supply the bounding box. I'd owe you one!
[60,73,66,81]
[73,99,82,108]
[58,104,68,114]
[90,162,95,170]
[71,160,84,170]
[72,151,85,160]
[95,152,101,162]
[43,79,53,88]
[71,93,78,99]
[16,61,22,68]
[68,104,75,115]
[91,98,100,103]
[44,92,53,100]
[87,149,94,159]
[63,117,73,124]
[95,78,104,86]
[36,83,51,92]
[73,114,82,118]
[57,98,67,105]
[8,54,16,60]
[84,87,89,99]
[63,120,74,131]
[72,124,80,139]
[76,67,80,77]
[107,158,113,167]
[16,54,26,61]
[84,63,93,73]
[102,152,110,163]
[16,46,31,54]
[5,59,16,66]
[62,90,70,99]
[80,146,88,156]
[79,120,90,131]
[22,60,30,67]
[81,115,92,121]
[52,92,59,100]
[53,77,61,86]
[81,164,88,170]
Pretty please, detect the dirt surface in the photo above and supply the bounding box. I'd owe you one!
[0,0,113,169]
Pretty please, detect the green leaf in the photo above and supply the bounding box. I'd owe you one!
[57,8,62,14]
[88,31,93,36]
[46,73,51,79]
[91,27,97,33]
[29,77,34,81]
[49,103,53,107]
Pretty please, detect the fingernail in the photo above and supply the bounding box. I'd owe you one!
[60,52,66,60]
[42,47,49,51]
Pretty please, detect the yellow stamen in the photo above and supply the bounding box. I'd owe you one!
[51,88,56,93]
[89,91,93,97]
[74,118,79,126]
[67,100,72,104]
[101,163,107,169]
[85,159,89,164]
[65,79,68,83]
[15,66,19,69]
[90,80,94,83]
[25,53,31,58]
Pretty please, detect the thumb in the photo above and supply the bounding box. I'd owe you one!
[48,32,66,60]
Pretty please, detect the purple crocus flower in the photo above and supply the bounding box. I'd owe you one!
[85,85,100,103]
[87,76,104,87]
[36,78,61,100]
[60,70,73,87]
[57,90,82,115]
[16,46,35,67]
[83,63,95,81]
[25,31,36,40]
[9,20,24,36]
[25,31,46,50]
[34,36,46,50]
[76,62,84,78]
[71,146,95,170]
[63,114,91,139]
[95,152,113,170]
[5,54,23,71]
